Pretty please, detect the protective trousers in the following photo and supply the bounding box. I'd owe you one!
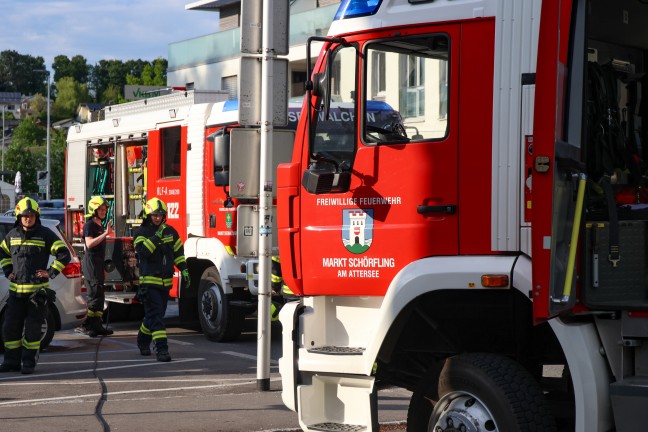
[83,255,106,314]
[2,296,45,369]
[137,285,170,351]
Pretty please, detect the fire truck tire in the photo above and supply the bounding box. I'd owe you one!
[407,352,556,432]
[198,268,244,342]
[0,306,55,352]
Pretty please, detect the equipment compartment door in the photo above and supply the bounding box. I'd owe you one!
[532,0,581,321]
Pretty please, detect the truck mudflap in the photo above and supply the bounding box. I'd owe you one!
[279,300,302,412]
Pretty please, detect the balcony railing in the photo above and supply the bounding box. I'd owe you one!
[168,4,338,71]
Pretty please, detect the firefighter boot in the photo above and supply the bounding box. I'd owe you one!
[0,347,21,372]
[155,341,171,362]
[137,332,152,356]
[21,346,39,375]
[88,317,113,337]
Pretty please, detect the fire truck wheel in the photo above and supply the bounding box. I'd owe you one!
[197,268,244,342]
[414,352,556,432]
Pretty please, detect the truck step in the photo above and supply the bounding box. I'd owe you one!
[308,423,366,432]
[105,292,137,304]
[307,346,365,355]
[610,377,648,431]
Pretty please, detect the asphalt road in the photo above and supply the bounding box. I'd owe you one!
[0,303,411,432]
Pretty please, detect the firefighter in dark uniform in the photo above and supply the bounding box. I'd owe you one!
[134,198,189,362]
[0,198,71,374]
[76,196,113,337]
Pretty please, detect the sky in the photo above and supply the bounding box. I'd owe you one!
[0,0,219,69]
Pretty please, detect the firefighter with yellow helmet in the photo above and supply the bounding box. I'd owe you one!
[0,198,71,374]
[133,198,189,362]
[76,196,114,337]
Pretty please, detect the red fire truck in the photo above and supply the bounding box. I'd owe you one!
[278,0,648,430]
[65,89,295,341]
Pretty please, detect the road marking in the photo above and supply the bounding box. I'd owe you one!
[222,351,278,365]
[0,377,271,386]
[0,357,205,381]
[0,377,282,406]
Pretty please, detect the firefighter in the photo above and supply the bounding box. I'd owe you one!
[133,198,189,362]
[270,255,294,321]
[0,198,71,374]
[76,196,114,337]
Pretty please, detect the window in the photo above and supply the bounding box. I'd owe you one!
[370,51,386,99]
[221,76,238,100]
[161,127,181,178]
[364,34,449,142]
[401,55,425,119]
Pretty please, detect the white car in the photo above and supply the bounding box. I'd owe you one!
[0,216,87,350]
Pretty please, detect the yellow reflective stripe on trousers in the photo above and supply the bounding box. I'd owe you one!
[152,330,167,340]
[22,339,40,350]
[140,323,152,335]
[139,276,173,286]
[4,339,21,350]
[87,309,104,318]
[9,281,49,294]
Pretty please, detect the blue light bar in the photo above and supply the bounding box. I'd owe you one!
[334,0,383,20]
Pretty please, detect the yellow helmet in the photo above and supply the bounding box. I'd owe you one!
[85,196,107,218]
[144,198,167,216]
[15,197,40,220]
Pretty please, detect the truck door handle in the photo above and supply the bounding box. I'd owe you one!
[417,204,456,215]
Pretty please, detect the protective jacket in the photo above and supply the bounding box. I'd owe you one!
[134,224,187,288]
[0,223,71,296]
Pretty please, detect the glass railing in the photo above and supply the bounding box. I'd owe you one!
[168,4,338,71]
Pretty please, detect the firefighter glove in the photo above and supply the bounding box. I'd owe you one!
[181,269,191,287]
[136,285,148,302]
[30,289,49,307]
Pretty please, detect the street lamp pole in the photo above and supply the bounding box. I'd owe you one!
[34,69,51,200]
[45,71,50,201]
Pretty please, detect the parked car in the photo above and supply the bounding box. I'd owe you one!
[38,199,65,209]
[0,216,87,350]
[3,208,65,226]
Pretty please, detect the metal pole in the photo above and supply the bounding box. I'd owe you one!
[1,105,4,182]
[256,0,274,392]
[46,72,51,200]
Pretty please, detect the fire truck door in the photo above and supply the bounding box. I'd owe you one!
[299,26,461,297]
[532,0,582,322]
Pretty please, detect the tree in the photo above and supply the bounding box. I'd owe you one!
[49,129,66,198]
[52,77,91,119]
[126,58,168,86]
[0,50,47,94]
[30,94,47,119]
[52,54,90,84]
[5,117,46,195]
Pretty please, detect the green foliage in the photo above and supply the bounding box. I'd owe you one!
[52,77,91,118]
[102,84,125,105]
[0,50,47,94]
[49,129,66,198]
[29,94,47,118]
[52,55,90,84]
[12,117,45,147]
[5,117,46,194]
[127,58,168,86]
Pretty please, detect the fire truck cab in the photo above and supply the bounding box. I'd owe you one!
[278,0,648,431]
